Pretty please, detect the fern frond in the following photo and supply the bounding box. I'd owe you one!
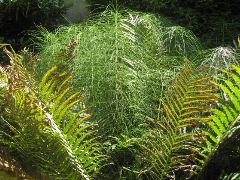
[37,66,104,176]
[197,64,240,178]
[143,61,217,179]
[0,45,104,179]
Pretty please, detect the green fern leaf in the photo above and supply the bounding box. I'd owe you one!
[198,64,240,178]
[143,61,217,179]
[0,45,105,179]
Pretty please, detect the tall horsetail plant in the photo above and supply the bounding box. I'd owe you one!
[35,9,201,137]
[0,45,105,179]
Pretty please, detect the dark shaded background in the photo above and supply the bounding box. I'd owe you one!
[88,0,240,47]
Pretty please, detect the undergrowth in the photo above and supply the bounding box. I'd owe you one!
[1,7,240,180]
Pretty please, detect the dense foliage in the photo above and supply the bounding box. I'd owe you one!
[1,1,240,179]
[36,10,201,137]
[32,10,240,179]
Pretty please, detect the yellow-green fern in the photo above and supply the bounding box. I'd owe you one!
[142,61,217,179]
[0,45,104,179]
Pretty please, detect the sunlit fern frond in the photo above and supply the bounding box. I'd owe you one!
[142,61,217,179]
[197,64,240,178]
[37,66,105,176]
[0,45,104,179]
